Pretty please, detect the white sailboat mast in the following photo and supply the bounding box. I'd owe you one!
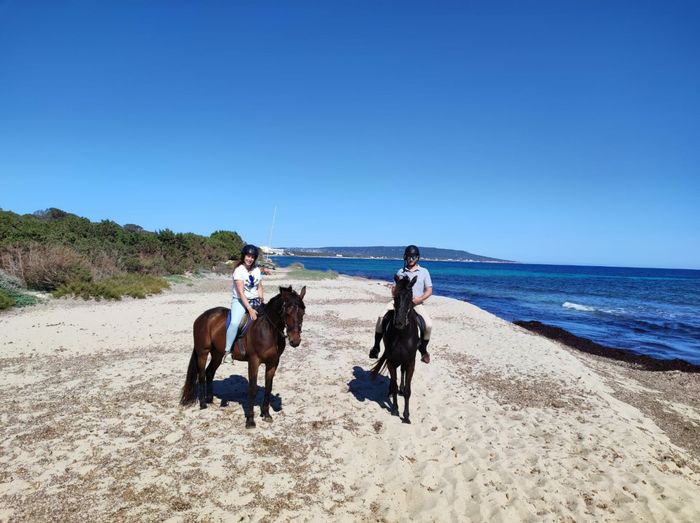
[267,205,277,249]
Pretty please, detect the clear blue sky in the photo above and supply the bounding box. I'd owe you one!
[1,1,699,269]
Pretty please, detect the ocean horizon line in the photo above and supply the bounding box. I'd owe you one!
[271,254,700,273]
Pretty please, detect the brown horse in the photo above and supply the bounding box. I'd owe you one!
[370,275,420,423]
[180,285,306,428]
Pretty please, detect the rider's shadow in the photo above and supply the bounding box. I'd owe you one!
[212,375,283,414]
[348,365,392,412]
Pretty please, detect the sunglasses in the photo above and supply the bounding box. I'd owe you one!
[407,255,418,260]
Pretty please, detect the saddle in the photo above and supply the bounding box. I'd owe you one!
[382,310,425,339]
[226,301,263,356]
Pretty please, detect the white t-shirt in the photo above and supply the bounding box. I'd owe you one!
[232,265,262,300]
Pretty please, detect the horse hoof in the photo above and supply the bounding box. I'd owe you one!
[246,420,256,429]
[402,418,411,424]
[391,409,399,417]
[206,397,214,404]
[199,403,208,410]
[262,415,273,423]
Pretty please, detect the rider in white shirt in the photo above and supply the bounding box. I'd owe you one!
[225,244,264,358]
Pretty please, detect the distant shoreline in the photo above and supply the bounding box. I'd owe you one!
[271,254,516,264]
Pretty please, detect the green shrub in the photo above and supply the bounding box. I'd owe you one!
[54,274,170,301]
[209,230,244,260]
[0,208,245,278]
[9,292,39,307]
[288,262,305,269]
[0,289,14,310]
[0,269,24,294]
[0,269,39,308]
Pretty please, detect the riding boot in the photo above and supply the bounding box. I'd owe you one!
[419,339,430,364]
[369,332,382,358]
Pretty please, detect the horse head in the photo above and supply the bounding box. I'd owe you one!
[393,275,417,329]
[280,285,306,347]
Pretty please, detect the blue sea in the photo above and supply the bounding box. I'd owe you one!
[272,256,700,365]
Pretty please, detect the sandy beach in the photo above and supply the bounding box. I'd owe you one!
[1,268,699,522]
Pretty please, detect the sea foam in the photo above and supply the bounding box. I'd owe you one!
[563,301,596,312]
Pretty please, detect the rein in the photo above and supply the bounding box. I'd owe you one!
[260,298,289,339]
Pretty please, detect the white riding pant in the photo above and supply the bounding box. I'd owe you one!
[375,301,431,341]
[225,298,247,353]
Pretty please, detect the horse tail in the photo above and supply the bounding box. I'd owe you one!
[180,348,199,406]
[370,353,388,380]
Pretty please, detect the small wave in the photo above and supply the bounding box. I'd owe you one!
[563,302,596,312]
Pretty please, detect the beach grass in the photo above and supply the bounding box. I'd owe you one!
[0,289,13,309]
[53,273,171,300]
[165,274,194,286]
[0,269,40,309]
[286,269,338,280]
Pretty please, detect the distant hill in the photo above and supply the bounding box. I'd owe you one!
[283,246,512,263]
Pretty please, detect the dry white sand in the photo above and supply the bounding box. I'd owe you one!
[1,269,699,522]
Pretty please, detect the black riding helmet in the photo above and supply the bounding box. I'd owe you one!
[403,245,420,260]
[241,244,259,259]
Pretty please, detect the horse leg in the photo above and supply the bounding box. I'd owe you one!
[197,351,209,410]
[205,349,224,404]
[388,363,399,416]
[402,364,415,424]
[261,364,277,422]
[246,360,260,428]
[398,368,406,396]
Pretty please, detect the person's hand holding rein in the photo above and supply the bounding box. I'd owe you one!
[248,306,258,321]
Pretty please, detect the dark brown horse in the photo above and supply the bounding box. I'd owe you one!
[370,275,420,423]
[180,285,306,428]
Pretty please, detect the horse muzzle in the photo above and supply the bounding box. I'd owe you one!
[288,331,302,347]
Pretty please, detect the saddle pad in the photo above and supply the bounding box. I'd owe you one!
[226,309,252,339]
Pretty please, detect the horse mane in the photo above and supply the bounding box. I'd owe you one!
[261,286,304,323]
[276,286,306,308]
[266,292,284,311]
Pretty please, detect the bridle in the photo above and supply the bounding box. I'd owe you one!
[393,284,414,329]
[261,297,303,340]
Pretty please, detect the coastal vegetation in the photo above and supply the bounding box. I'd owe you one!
[287,268,338,280]
[52,273,172,301]
[0,269,38,309]
[0,208,244,306]
[285,262,338,280]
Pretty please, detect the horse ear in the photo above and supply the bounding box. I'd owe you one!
[279,286,290,294]
[299,286,306,300]
[410,276,417,287]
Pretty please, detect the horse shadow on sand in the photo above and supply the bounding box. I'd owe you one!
[211,374,283,416]
[347,365,393,413]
